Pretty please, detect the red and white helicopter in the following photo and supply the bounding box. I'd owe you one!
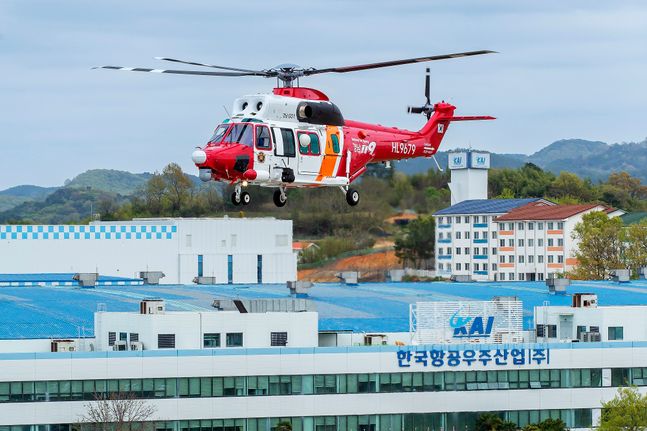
[95,51,495,207]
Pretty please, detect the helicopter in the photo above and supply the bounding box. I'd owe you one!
[95,50,495,207]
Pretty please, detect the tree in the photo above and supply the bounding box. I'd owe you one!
[144,173,167,215]
[598,387,647,431]
[624,220,647,277]
[394,215,435,268]
[275,421,293,431]
[162,163,194,215]
[572,211,624,280]
[78,392,156,431]
[476,413,517,431]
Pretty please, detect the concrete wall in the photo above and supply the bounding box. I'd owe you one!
[0,218,297,284]
[94,310,318,351]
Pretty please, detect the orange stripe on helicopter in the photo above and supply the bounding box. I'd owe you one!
[315,126,341,181]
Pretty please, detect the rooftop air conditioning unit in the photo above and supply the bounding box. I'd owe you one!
[130,341,144,351]
[51,339,76,352]
[113,341,128,351]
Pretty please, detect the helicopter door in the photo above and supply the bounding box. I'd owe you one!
[272,127,298,178]
[254,125,273,177]
[297,131,323,175]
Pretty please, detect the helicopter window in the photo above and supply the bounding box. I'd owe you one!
[279,128,296,157]
[331,134,340,154]
[208,125,230,144]
[298,132,320,156]
[255,125,272,150]
[224,123,254,147]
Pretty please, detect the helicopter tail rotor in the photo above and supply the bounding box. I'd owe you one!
[407,68,434,120]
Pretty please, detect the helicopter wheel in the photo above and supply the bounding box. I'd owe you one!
[346,188,360,206]
[231,191,242,206]
[273,189,287,207]
[241,191,251,206]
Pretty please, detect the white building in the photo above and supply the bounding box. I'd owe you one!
[434,199,550,281]
[0,217,296,284]
[494,202,622,281]
[534,293,647,343]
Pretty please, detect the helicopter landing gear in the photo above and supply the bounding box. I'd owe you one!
[345,187,360,206]
[231,184,251,206]
[273,188,287,207]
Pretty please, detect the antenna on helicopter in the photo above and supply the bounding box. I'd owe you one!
[93,50,496,88]
[407,68,434,120]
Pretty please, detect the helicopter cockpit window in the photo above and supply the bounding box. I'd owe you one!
[255,125,272,150]
[208,124,230,144]
[223,123,254,147]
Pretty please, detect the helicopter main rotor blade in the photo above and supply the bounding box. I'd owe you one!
[92,66,266,77]
[304,50,496,75]
[154,57,265,74]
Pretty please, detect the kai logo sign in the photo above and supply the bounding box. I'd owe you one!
[475,156,486,166]
[449,308,495,339]
[453,156,462,165]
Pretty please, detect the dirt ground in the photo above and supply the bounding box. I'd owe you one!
[298,249,400,282]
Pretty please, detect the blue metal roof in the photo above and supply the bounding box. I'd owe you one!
[2,279,647,339]
[434,199,540,215]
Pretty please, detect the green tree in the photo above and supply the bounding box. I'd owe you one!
[161,163,194,215]
[275,421,293,431]
[394,215,435,268]
[145,173,167,215]
[598,387,647,431]
[572,212,625,280]
[476,413,517,431]
[548,171,595,202]
[624,220,647,278]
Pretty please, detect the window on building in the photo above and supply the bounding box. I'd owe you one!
[447,232,452,239]
[508,223,514,230]
[482,247,488,255]
[465,263,470,270]
[492,231,497,239]
[548,238,554,247]
[456,247,461,255]
[464,247,470,255]
[483,263,489,270]
[500,239,505,247]
[438,233,444,240]
[538,255,544,263]
[508,239,514,247]
[576,325,587,339]
[456,263,462,270]
[465,232,471,239]
[499,255,505,263]
[528,222,534,230]
[492,247,497,255]
[548,222,554,229]
[518,239,524,247]
[558,238,564,246]
[500,273,506,281]
[548,255,554,263]
[518,223,524,230]
[119,332,127,341]
[474,263,479,271]
[499,224,504,231]
[519,255,525,263]
[473,247,479,255]
[157,334,176,349]
[226,333,243,347]
[528,255,534,263]
[509,255,515,263]
[438,247,444,255]
[528,239,534,247]
[538,222,544,230]
[447,247,452,255]
[492,263,497,271]
[558,255,564,263]
[519,273,525,281]
[456,232,461,239]
[203,333,221,348]
[474,232,480,240]
[438,263,444,271]
[547,325,557,338]
[509,273,515,281]
[590,326,600,333]
[438,217,444,224]
[447,264,452,271]
[464,216,470,223]
[557,222,564,229]
[108,332,116,346]
[130,333,139,342]
[538,239,544,247]
[271,332,288,347]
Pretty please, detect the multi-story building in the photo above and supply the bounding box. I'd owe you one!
[433,199,550,281]
[494,202,622,281]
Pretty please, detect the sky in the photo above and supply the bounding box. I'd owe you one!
[1,1,646,189]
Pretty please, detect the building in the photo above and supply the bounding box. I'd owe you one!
[1,280,647,430]
[494,202,621,281]
[0,218,296,284]
[446,151,491,205]
[434,199,551,281]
